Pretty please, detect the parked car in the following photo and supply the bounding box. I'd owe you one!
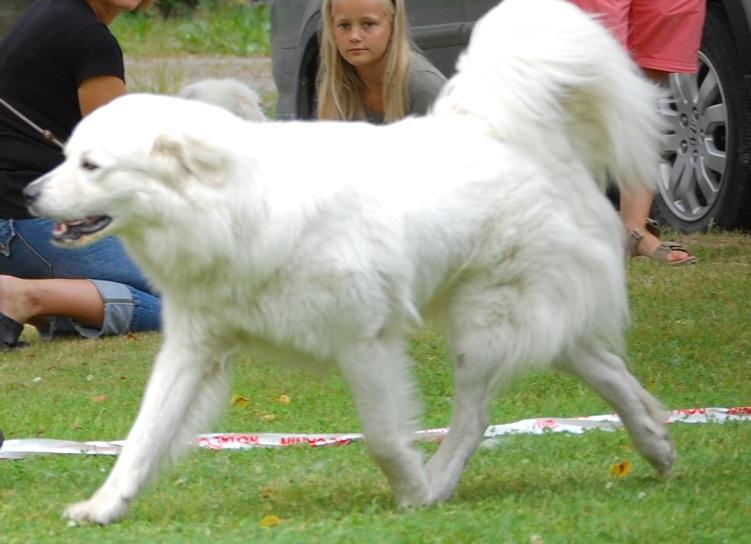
[270,0,751,232]
[654,1,751,232]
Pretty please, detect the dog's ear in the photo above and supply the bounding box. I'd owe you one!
[150,133,228,187]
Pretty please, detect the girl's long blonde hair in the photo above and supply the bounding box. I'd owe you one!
[317,0,412,123]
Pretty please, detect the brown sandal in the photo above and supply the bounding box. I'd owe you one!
[650,241,697,265]
[627,228,697,266]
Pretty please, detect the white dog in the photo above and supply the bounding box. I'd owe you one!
[25,0,675,525]
[179,78,267,121]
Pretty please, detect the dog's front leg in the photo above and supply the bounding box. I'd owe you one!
[64,336,228,525]
[337,337,431,507]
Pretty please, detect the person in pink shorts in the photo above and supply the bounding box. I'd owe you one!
[571,0,706,265]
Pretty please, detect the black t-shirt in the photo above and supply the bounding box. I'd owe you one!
[0,0,124,218]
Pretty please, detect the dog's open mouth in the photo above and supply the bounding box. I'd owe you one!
[52,216,112,245]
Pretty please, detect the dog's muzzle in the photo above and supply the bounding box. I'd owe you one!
[22,176,113,245]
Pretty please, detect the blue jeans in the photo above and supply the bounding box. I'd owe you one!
[0,218,160,337]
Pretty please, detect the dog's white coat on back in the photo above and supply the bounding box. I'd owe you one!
[26,0,675,524]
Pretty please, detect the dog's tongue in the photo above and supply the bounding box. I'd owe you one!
[52,220,85,239]
[52,222,70,237]
[51,216,112,243]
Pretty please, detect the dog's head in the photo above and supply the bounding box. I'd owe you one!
[24,94,239,247]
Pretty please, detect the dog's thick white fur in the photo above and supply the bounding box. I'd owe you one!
[179,78,267,121]
[26,0,675,525]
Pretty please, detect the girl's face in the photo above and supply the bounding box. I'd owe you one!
[331,0,393,71]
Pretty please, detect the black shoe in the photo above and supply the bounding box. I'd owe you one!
[0,429,4,451]
[0,312,26,350]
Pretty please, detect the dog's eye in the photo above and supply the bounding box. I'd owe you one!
[81,158,100,172]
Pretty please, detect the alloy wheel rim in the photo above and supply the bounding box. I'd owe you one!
[657,51,728,223]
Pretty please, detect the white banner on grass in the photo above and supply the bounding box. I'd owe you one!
[1,406,749,459]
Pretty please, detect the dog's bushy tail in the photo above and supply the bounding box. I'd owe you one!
[432,0,662,195]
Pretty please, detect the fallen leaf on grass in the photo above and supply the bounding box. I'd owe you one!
[276,394,291,404]
[91,394,107,403]
[259,514,280,528]
[608,460,631,478]
[260,487,273,499]
[231,393,249,408]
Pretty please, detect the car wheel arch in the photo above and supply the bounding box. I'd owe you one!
[293,11,322,120]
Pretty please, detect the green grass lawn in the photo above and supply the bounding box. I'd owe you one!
[112,2,277,113]
[111,1,270,57]
[2,3,747,541]
[1,231,749,542]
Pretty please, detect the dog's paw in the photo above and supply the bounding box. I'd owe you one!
[424,459,460,504]
[396,492,432,509]
[63,490,129,526]
[631,420,677,479]
[393,479,432,508]
[649,436,677,478]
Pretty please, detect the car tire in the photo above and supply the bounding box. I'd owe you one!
[652,6,751,232]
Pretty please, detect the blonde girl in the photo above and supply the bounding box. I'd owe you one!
[317,0,446,123]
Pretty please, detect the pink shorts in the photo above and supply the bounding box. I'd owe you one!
[570,0,707,73]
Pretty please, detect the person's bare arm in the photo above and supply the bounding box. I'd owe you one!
[77,75,126,117]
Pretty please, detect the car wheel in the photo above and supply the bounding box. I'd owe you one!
[652,7,751,232]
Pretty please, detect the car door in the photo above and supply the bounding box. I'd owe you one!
[463,0,499,23]
[409,1,501,77]
[406,0,465,76]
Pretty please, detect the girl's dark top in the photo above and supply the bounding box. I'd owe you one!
[0,0,124,219]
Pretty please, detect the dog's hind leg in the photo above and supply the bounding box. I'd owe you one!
[64,337,230,525]
[424,277,576,503]
[424,330,505,504]
[556,342,676,477]
[336,336,431,507]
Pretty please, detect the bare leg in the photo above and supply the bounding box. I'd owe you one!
[336,337,431,506]
[556,343,676,476]
[64,337,230,525]
[621,68,693,264]
[620,188,692,263]
[0,275,104,328]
